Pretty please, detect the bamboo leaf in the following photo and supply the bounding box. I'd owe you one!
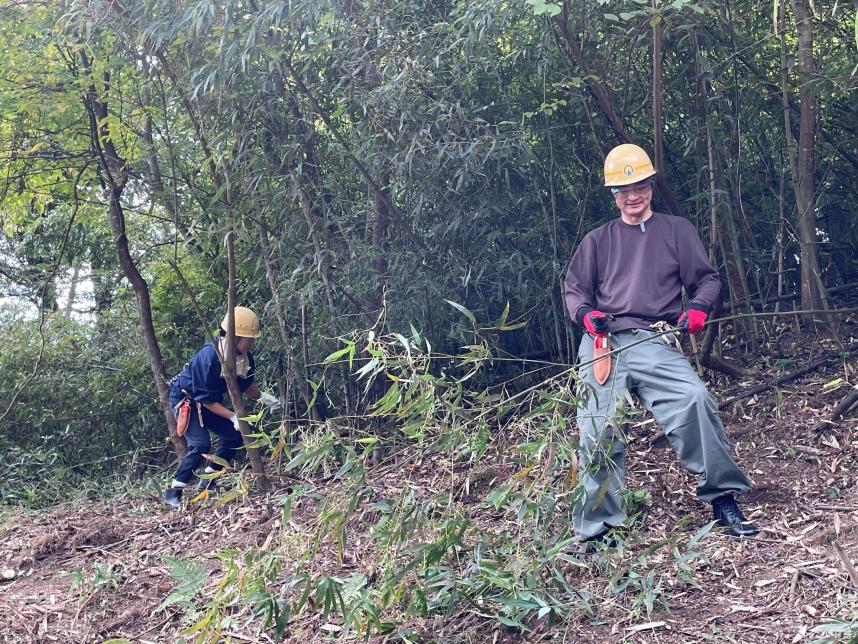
[269,436,286,463]
[324,344,354,364]
[688,520,718,547]
[444,299,476,325]
[214,489,241,506]
[497,301,510,326]
[497,322,528,331]
[202,454,231,469]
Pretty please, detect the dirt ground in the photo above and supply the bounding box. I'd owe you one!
[2,325,857,643]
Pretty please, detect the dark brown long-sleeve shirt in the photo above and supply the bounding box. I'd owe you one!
[563,212,721,332]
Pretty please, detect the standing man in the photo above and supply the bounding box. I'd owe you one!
[563,143,757,543]
[164,306,278,508]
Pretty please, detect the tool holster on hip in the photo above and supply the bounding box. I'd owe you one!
[174,394,192,437]
[174,388,205,436]
[592,335,612,385]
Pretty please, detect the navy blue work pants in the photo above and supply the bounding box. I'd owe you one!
[170,396,243,484]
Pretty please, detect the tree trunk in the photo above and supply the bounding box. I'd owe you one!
[259,219,318,420]
[369,173,390,318]
[720,198,757,348]
[789,0,830,324]
[105,193,180,458]
[693,33,754,349]
[339,0,390,320]
[80,52,186,459]
[652,0,664,175]
[224,230,271,490]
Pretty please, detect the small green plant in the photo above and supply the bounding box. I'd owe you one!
[810,615,858,643]
[810,595,858,643]
[624,488,651,522]
[64,562,124,611]
[66,563,122,595]
[157,557,208,612]
[91,563,122,590]
[671,521,715,587]
[66,568,86,593]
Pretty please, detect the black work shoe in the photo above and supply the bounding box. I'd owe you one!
[581,529,623,554]
[712,494,758,537]
[164,487,183,508]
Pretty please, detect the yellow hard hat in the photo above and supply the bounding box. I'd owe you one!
[221,306,261,338]
[604,144,656,187]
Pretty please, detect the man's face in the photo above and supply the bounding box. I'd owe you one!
[236,336,255,354]
[612,179,653,220]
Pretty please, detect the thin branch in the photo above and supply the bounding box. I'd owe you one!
[719,341,858,410]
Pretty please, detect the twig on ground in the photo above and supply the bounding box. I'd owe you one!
[788,568,800,604]
[790,444,826,456]
[832,540,858,588]
[814,389,858,431]
[134,612,176,638]
[719,341,858,410]
[220,632,258,642]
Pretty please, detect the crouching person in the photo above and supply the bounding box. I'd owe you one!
[164,306,262,508]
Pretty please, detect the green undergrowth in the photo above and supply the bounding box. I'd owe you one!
[0,443,156,509]
[810,594,858,644]
[158,317,729,642]
[166,445,719,642]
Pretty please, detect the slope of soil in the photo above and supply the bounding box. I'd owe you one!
[2,328,857,643]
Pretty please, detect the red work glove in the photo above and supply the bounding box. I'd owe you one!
[582,310,611,337]
[678,305,708,334]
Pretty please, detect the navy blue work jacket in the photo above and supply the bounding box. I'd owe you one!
[170,341,255,405]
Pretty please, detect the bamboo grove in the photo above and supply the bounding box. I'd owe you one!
[0,0,856,494]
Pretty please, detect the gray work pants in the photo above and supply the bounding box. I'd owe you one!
[573,329,751,541]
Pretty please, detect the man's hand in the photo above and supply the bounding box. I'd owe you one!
[678,305,708,334]
[229,413,241,430]
[583,310,611,337]
[259,392,282,410]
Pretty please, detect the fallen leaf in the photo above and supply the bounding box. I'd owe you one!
[626,621,666,634]
[821,435,841,450]
[803,605,818,617]
[831,456,843,473]
[823,378,843,390]
[787,522,820,542]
